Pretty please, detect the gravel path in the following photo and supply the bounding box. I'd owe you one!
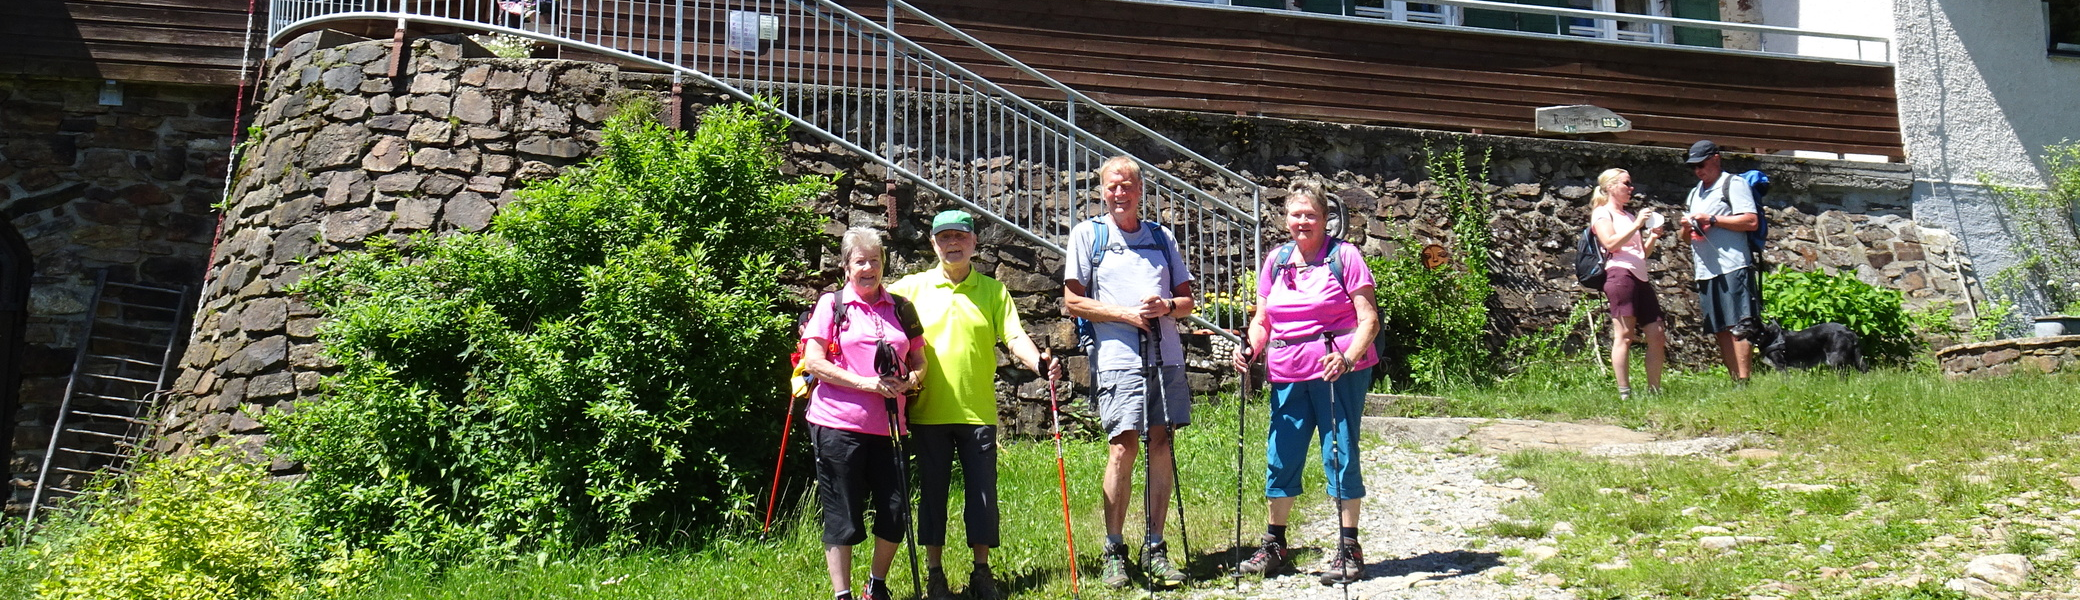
[1190,443,1574,600]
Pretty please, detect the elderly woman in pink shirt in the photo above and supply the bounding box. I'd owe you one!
[1590,167,1667,399]
[801,227,927,600]
[1229,181,1380,586]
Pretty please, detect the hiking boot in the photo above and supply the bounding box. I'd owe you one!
[966,563,998,600]
[1238,534,1290,575]
[1618,386,1633,401]
[1142,541,1188,588]
[925,567,955,600]
[1101,542,1133,588]
[1318,537,1365,585]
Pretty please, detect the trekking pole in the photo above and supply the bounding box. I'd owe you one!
[1233,354,1248,589]
[1157,333,1192,574]
[1321,334,1353,600]
[884,397,923,597]
[1140,329,1157,598]
[1047,362,1081,599]
[760,390,800,536]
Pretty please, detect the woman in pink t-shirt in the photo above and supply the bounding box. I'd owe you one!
[1228,181,1380,584]
[1590,168,1668,399]
[800,227,927,600]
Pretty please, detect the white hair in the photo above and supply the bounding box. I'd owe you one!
[838,227,884,263]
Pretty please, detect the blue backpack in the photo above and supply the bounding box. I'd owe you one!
[1073,217,1180,354]
[1269,237,1349,285]
[1735,170,1771,255]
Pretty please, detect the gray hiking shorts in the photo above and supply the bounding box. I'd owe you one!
[1095,366,1191,440]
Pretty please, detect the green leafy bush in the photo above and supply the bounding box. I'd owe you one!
[273,99,833,562]
[1368,147,1495,391]
[33,448,311,600]
[1761,268,1917,363]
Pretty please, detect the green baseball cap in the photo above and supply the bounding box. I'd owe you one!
[930,210,975,235]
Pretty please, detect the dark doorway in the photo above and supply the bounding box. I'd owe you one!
[1,219,30,467]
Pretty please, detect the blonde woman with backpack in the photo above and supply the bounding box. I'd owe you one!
[1590,168,1667,399]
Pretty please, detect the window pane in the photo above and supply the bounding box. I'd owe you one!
[2053,0,2080,54]
[1671,0,1722,48]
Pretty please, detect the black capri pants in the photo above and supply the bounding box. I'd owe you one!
[912,424,1000,549]
[813,424,909,546]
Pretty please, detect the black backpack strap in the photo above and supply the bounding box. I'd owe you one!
[890,292,926,340]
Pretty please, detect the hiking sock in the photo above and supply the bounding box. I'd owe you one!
[1106,534,1124,546]
[1145,533,1164,545]
[835,592,852,600]
[1339,526,1358,541]
[867,577,890,599]
[1267,524,1288,546]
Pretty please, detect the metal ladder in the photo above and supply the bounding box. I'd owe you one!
[270,0,1269,339]
[25,270,193,521]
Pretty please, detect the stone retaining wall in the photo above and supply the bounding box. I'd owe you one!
[1936,336,2080,378]
[161,31,1981,457]
[2,75,228,511]
[157,32,652,461]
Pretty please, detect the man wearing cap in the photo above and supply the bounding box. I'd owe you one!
[1682,140,1762,384]
[888,210,1056,600]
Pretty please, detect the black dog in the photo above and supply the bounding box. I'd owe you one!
[1729,317,1869,372]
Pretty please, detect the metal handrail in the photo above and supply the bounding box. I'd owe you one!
[810,1,1258,223]
[887,0,1260,217]
[1120,0,1894,63]
[266,1,1266,340]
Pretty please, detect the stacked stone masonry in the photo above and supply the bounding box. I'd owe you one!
[1936,336,2080,379]
[2,75,228,511]
[164,31,1980,458]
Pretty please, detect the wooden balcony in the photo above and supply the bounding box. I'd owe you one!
[874,0,1903,159]
[5,0,1901,160]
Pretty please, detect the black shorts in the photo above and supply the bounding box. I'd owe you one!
[1695,267,1761,334]
[813,424,908,546]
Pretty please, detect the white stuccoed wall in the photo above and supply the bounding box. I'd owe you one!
[1756,0,1894,61]
[1894,0,2080,316]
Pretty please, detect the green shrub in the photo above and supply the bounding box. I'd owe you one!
[1368,147,1495,391]
[34,448,307,600]
[1761,268,1917,363]
[273,99,834,562]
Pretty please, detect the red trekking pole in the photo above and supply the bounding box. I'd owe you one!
[760,391,798,535]
[763,346,813,535]
[1048,360,1081,598]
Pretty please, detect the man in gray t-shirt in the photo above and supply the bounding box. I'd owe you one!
[1063,156,1196,589]
[1682,140,1762,384]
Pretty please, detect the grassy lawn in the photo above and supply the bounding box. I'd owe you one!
[31,366,2074,600]
[1417,367,2080,599]
[341,390,1315,600]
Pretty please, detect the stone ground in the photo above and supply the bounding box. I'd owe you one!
[1187,416,1749,600]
